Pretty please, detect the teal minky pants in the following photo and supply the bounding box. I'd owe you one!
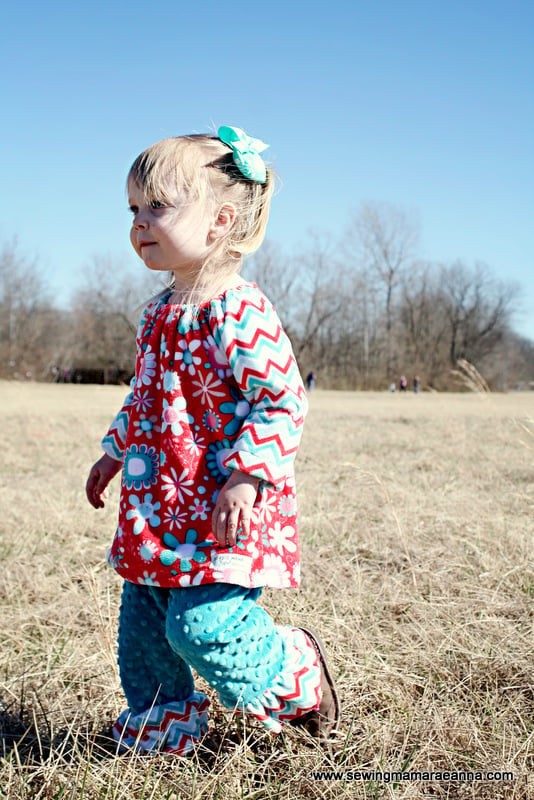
[112,581,322,754]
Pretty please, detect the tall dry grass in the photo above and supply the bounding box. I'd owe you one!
[0,382,532,799]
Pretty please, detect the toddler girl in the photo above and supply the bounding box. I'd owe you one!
[86,126,339,755]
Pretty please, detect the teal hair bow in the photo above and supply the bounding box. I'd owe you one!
[218,125,269,183]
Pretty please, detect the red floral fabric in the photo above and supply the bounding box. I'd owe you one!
[102,283,308,590]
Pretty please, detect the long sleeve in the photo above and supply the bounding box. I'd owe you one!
[100,297,157,461]
[212,289,308,489]
[101,377,136,461]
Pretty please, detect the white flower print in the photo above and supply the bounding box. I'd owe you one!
[178,572,205,588]
[138,571,160,587]
[133,389,154,414]
[244,538,260,560]
[191,372,225,408]
[161,467,195,503]
[269,521,297,554]
[139,540,158,562]
[259,493,278,524]
[138,346,157,386]
[163,507,188,530]
[262,553,292,587]
[175,340,202,376]
[184,431,206,457]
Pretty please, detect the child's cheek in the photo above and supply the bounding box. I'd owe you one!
[130,229,139,255]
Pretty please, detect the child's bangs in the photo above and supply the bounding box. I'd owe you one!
[128,138,209,207]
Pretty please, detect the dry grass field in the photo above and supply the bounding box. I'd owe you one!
[1,381,533,799]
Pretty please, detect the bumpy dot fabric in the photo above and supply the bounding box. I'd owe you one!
[118,581,196,712]
[115,582,321,752]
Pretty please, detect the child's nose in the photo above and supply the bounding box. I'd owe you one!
[133,210,149,229]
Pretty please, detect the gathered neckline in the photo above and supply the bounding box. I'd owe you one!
[158,281,255,309]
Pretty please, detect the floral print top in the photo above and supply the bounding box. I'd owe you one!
[102,283,308,590]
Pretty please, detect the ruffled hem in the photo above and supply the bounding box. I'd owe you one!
[237,627,322,734]
[112,692,210,755]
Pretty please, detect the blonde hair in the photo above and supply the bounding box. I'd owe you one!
[128,134,275,304]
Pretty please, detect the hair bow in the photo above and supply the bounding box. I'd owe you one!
[218,125,269,183]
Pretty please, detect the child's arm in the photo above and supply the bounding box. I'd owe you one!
[210,289,307,543]
[86,453,122,509]
[215,290,308,488]
[86,377,135,508]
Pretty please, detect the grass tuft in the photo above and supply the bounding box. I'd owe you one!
[1,383,533,799]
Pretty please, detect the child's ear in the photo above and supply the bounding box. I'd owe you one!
[209,203,236,241]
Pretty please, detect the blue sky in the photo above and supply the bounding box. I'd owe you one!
[2,0,533,338]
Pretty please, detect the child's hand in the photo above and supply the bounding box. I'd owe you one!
[86,453,122,509]
[212,470,259,547]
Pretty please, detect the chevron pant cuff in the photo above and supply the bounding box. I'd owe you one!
[240,626,322,734]
[112,692,210,755]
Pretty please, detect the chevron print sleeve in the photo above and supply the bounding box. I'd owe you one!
[214,285,308,489]
[100,297,158,461]
[101,377,136,461]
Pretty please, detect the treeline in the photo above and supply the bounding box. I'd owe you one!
[245,204,534,391]
[0,247,154,384]
[1,203,533,390]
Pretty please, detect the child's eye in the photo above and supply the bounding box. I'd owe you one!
[150,200,167,209]
[129,205,138,215]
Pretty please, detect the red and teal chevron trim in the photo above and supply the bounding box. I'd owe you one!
[101,387,135,461]
[216,292,308,487]
[112,692,210,755]
[239,627,321,733]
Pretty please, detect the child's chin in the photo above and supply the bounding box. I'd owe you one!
[143,259,165,272]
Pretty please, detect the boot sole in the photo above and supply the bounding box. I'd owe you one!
[290,626,340,738]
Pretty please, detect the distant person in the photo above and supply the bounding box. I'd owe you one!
[389,382,396,392]
[306,371,316,391]
[85,127,339,757]
[413,375,420,393]
[399,375,407,392]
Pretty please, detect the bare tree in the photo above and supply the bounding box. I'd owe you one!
[243,241,299,333]
[399,261,450,385]
[66,255,163,376]
[245,236,345,379]
[438,261,518,367]
[291,235,345,359]
[0,241,57,379]
[349,202,419,381]
[1,215,530,390]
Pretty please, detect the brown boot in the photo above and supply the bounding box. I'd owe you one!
[288,627,340,739]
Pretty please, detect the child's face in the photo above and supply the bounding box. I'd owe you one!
[128,179,216,283]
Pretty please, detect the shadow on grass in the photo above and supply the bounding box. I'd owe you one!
[0,699,309,771]
[0,700,119,765]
